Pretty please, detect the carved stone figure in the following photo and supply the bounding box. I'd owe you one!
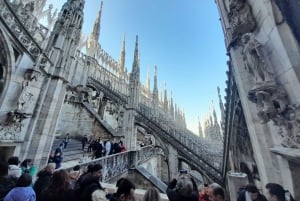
[277,105,300,148]
[242,33,274,86]
[248,83,300,148]
[0,110,32,140]
[248,85,288,123]
[227,0,256,43]
[17,80,33,111]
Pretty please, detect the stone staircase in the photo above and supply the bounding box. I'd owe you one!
[51,137,91,167]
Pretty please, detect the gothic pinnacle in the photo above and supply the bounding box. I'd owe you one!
[118,33,126,76]
[91,1,103,42]
[132,35,139,73]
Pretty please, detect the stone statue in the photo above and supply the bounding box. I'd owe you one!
[278,104,300,148]
[242,33,274,85]
[227,0,256,43]
[255,90,277,123]
[17,80,33,111]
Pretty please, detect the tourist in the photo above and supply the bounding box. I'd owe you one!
[38,169,75,201]
[7,157,21,179]
[88,140,96,153]
[265,183,295,201]
[143,187,161,201]
[113,140,121,154]
[53,144,64,169]
[105,140,112,156]
[199,183,209,201]
[0,161,16,201]
[69,165,81,189]
[106,178,136,201]
[4,173,36,201]
[166,173,199,201]
[82,135,88,151]
[77,164,106,201]
[20,159,38,180]
[75,164,95,189]
[237,184,267,201]
[33,163,55,200]
[207,183,225,201]
[119,140,126,152]
[95,141,103,159]
[63,133,70,149]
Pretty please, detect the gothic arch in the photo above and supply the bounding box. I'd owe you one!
[0,27,15,107]
[134,121,169,155]
[177,156,212,184]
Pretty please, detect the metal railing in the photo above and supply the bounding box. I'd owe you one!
[66,145,156,183]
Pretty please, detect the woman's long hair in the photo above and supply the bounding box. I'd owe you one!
[41,169,70,199]
[143,187,161,201]
[48,169,69,192]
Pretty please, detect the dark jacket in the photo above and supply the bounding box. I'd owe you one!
[167,178,199,201]
[33,170,52,199]
[77,176,105,201]
[106,193,118,201]
[0,175,15,201]
[237,190,268,201]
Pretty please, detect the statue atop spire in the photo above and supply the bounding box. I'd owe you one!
[118,33,126,78]
[198,117,204,138]
[146,68,150,91]
[152,65,159,104]
[170,91,174,119]
[87,1,103,57]
[164,81,168,112]
[217,86,225,123]
[130,36,140,85]
[92,1,103,42]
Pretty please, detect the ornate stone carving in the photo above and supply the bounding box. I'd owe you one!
[275,105,300,148]
[227,0,256,44]
[242,33,274,87]
[17,81,33,111]
[248,85,288,123]
[0,111,31,141]
[0,67,39,141]
[65,85,86,103]
[17,69,40,112]
[248,85,300,148]
[0,0,42,59]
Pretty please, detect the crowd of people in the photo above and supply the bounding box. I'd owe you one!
[187,176,295,201]
[0,156,157,201]
[48,134,127,169]
[86,137,126,159]
[0,155,295,201]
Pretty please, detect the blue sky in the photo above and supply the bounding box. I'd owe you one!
[46,0,228,134]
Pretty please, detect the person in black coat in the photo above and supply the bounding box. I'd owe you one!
[0,161,16,201]
[166,173,199,201]
[33,163,55,200]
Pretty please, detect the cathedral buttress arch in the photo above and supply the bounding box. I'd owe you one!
[0,28,15,107]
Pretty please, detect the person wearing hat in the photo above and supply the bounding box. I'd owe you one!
[237,184,267,201]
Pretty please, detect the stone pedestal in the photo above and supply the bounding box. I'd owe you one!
[226,172,248,201]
